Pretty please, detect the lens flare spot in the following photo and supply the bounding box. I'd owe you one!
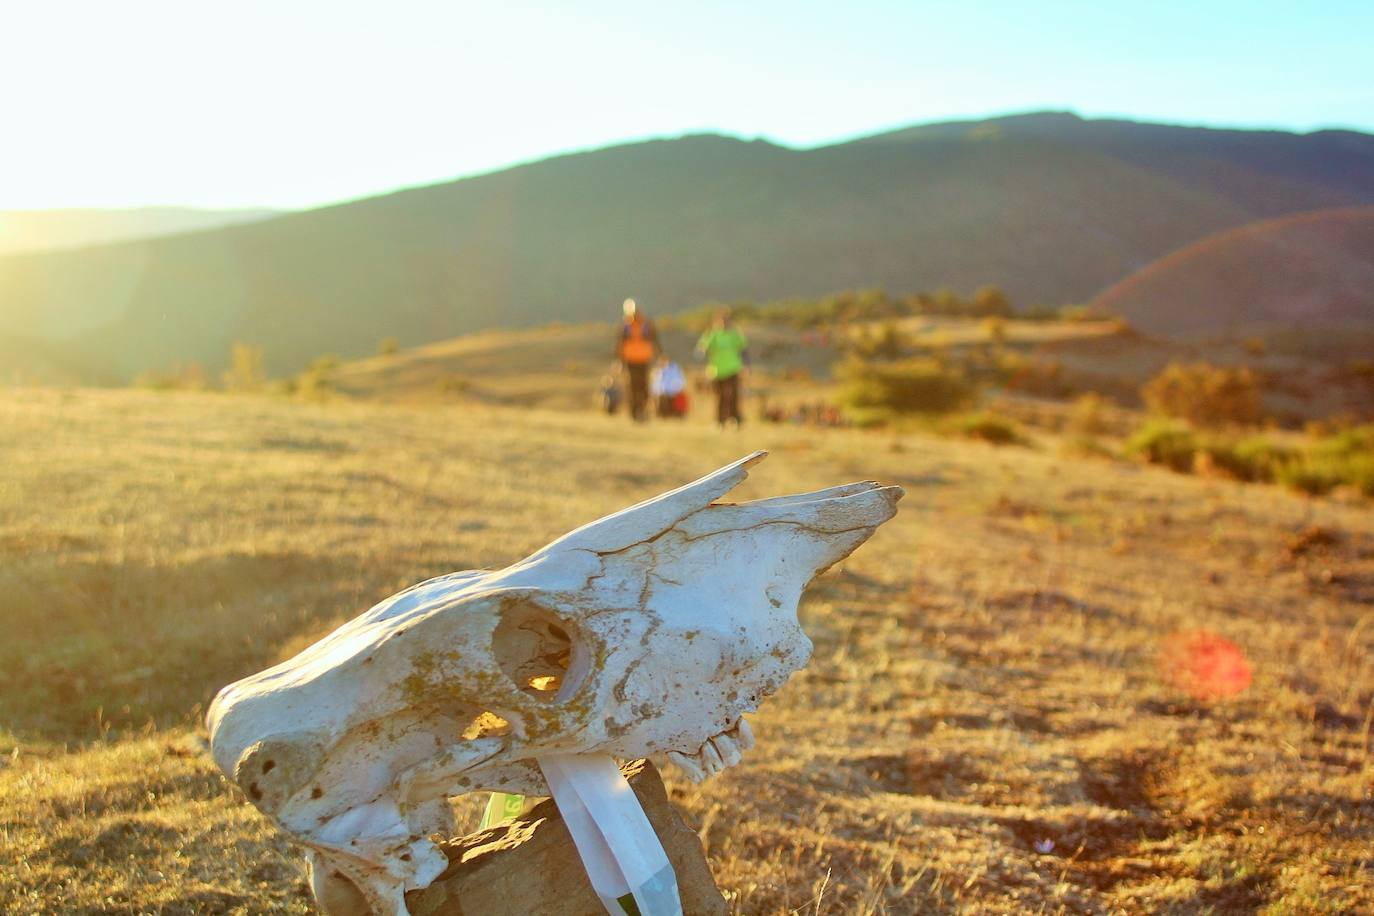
[1159,630,1252,701]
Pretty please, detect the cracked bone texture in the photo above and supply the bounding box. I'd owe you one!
[206,451,902,914]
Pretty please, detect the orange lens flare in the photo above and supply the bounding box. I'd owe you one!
[1159,630,1252,701]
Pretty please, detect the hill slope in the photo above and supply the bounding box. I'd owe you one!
[1090,207,1374,333]
[0,207,276,257]
[2,113,1372,380]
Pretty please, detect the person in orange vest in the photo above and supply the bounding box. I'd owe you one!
[615,298,659,422]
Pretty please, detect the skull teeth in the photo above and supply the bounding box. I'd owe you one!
[664,718,754,783]
[666,750,706,782]
[733,717,755,751]
[711,732,742,768]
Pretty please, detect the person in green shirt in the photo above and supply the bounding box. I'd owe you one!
[696,309,750,428]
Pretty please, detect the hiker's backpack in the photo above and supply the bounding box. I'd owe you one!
[620,319,654,365]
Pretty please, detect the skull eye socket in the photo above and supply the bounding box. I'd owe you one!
[492,598,585,704]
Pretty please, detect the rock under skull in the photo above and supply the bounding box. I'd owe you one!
[207,452,902,914]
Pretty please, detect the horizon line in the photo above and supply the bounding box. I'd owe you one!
[4,107,1370,215]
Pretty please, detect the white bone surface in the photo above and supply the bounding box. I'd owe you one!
[207,452,902,914]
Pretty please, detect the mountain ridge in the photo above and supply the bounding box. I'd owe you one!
[2,112,1371,381]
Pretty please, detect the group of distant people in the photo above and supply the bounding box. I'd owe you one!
[603,298,749,427]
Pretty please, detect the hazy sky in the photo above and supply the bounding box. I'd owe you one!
[5,0,1372,210]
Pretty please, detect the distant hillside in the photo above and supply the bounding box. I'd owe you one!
[0,207,276,257]
[1092,207,1374,334]
[2,112,1372,381]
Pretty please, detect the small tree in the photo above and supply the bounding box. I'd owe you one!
[222,343,265,392]
[1143,362,1264,428]
[932,288,963,315]
[973,285,1012,317]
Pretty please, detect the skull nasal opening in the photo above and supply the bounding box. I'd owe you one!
[492,597,588,704]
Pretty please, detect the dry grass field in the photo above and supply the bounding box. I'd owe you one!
[2,387,1372,914]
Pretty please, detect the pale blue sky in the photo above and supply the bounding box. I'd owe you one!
[4,0,1371,210]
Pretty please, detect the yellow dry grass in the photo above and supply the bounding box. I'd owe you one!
[2,387,1371,914]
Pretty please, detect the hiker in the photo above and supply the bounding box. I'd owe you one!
[652,356,688,419]
[696,308,749,428]
[615,298,658,421]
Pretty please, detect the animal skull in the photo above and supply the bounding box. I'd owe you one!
[207,452,902,914]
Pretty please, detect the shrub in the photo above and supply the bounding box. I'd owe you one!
[1124,419,1372,499]
[951,412,1022,445]
[1142,362,1263,427]
[1303,425,1374,497]
[1063,436,1117,460]
[295,355,339,402]
[1275,459,1343,496]
[1203,436,1296,482]
[972,286,1013,317]
[1348,455,1374,498]
[1313,424,1374,459]
[1305,413,1359,438]
[222,343,266,392]
[848,320,911,359]
[1069,393,1111,436]
[378,337,400,356]
[836,357,974,415]
[1126,420,1198,472]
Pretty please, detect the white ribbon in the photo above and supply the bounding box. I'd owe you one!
[537,755,682,916]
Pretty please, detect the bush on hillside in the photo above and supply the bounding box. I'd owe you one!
[950,411,1023,445]
[1125,419,1373,499]
[972,286,1013,317]
[1142,361,1264,427]
[1201,436,1296,483]
[222,343,266,392]
[1275,459,1344,496]
[1126,419,1198,472]
[1069,392,1112,436]
[296,355,339,401]
[836,357,975,416]
[849,321,911,359]
[1305,425,1374,497]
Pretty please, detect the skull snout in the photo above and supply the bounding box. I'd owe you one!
[233,731,328,815]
